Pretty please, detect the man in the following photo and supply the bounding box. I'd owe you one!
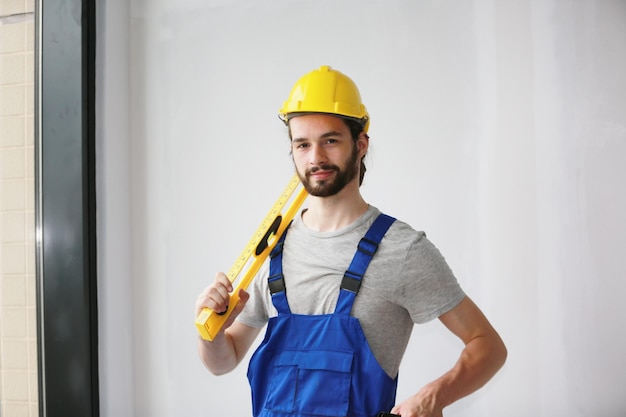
[195,66,507,417]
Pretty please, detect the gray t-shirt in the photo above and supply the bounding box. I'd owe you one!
[237,205,465,378]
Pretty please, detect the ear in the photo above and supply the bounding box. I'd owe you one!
[356,131,369,157]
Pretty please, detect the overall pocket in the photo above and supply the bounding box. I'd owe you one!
[265,350,353,417]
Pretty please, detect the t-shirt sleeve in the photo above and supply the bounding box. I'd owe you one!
[398,234,465,324]
[235,260,272,329]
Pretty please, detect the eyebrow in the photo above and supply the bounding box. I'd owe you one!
[292,130,344,143]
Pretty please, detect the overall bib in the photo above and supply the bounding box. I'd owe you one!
[247,214,398,417]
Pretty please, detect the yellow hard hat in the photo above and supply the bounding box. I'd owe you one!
[278,66,370,132]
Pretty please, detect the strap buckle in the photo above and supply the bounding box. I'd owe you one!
[341,270,363,293]
[268,273,286,294]
[357,236,379,257]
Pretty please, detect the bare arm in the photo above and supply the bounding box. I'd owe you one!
[195,273,262,375]
[197,319,260,375]
[392,296,507,417]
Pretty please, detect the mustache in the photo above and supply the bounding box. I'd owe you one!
[306,164,339,175]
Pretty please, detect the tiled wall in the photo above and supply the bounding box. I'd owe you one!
[0,0,38,416]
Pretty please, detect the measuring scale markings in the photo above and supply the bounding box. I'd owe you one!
[195,173,307,341]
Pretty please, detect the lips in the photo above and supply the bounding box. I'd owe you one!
[310,169,335,180]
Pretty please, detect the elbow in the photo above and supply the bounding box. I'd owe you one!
[202,358,238,376]
[492,333,508,371]
[201,354,238,376]
[207,366,233,376]
[198,342,239,376]
[500,341,508,367]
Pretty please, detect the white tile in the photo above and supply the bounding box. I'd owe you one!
[1,243,25,274]
[0,116,25,147]
[1,211,24,241]
[0,85,25,116]
[1,340,29,369]
[0,148,25,179]
[2,276,26,306]
[0,23,25,54]
[0,179,25,210]
[0,53,25,85]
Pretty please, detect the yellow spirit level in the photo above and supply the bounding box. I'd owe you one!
[195,173,308,341]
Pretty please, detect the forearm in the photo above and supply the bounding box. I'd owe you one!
[195,285,257,375]
[197,331,240,375]
[393,297,507,416]
[420,331,507,410]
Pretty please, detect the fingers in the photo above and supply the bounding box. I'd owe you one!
[222,288,250,329]
[195,272,232,318]
[195,274,250,333]
[231,289,250,315]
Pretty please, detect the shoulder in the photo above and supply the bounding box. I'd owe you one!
[372,210,446,261]
[372,212,427,259]
[385,217,426,244]
[373,212,456,287]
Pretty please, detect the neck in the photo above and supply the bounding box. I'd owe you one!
[302,181,369,232]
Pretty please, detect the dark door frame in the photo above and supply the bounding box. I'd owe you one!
[35,0,99,415]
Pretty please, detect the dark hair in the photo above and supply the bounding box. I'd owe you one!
[341,117,368,186]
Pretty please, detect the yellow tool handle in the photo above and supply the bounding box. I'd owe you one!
[195,175,308,341]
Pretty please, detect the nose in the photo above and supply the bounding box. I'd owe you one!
[310,144,327,166]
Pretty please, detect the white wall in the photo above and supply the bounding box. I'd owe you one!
[98,0,626,416]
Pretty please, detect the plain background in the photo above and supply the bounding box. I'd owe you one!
[97,1,626,416]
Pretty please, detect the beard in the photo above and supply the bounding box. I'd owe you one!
[297,144,360,197]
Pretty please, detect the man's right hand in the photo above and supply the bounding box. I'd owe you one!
[195,272,250,334]
[196,272,258,375]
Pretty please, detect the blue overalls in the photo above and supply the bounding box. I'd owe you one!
[247,214,398,417]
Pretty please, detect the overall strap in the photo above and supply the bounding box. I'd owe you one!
[335,213,396,315]
[268,221,292,314]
